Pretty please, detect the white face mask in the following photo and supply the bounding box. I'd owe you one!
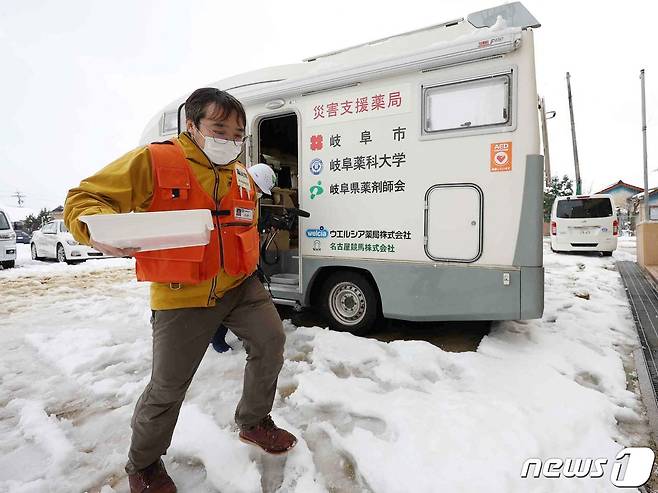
[195,127,242,165]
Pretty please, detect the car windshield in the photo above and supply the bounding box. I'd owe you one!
[0,212,9,230]
[557,198,613,219]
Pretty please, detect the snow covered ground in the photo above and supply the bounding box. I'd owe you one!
[0,239,655,493]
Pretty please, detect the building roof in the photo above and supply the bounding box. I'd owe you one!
[595,180,644,194]
[631,187,658,200]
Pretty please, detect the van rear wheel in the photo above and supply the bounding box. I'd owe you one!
[1,260,14,269]
[319,271,380,336]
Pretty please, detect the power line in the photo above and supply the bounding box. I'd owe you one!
[10,191,26,207]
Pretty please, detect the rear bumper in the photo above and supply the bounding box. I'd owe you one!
[550,235,618,252]
[0,241,17,261]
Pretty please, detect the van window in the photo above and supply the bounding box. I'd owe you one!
[161,110,179,135]
[424,74,510,133]
[557,198,613,219]
[0,212,9,230]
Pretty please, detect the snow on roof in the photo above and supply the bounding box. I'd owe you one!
[630,187,658,200]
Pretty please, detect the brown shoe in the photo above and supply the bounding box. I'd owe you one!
[128,459,177,493]
[239,415,297,454]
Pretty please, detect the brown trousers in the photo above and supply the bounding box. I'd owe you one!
[125,273,285,473]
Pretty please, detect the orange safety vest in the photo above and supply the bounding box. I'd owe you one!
[134,140,260,284]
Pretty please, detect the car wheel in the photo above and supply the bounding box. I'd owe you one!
[319,271,380,336]
[1,260,14,269]
[30,243,42,261]
[56,244,67,263]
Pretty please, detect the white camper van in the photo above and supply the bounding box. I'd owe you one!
[0,207,17,269]
[140,2,544,334]
[550,194,618,256]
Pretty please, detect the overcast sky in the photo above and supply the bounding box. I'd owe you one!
[1,0,656,212]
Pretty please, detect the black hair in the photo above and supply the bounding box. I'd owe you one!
[184,88,246,128]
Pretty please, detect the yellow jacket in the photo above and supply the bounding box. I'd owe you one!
[64,133,252,310]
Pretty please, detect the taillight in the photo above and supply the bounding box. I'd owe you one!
[613,220,618,236]
[551,221,557,235]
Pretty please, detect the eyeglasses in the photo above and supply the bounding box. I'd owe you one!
[199,125,248,146]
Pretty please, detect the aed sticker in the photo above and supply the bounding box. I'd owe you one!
[234,208,254,221]
[490,141,512,172]
[235,166,252,191]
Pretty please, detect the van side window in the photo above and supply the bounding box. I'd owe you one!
[424,74,511,133]
[0,212,9,230]
[161,110,179,135]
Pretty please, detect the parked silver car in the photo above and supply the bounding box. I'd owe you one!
[31,220,107,264]
[0,208,16,269]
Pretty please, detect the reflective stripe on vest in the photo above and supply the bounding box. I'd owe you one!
[134,140,259,284]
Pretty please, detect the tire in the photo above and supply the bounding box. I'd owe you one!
[602,251,613,257]
[56,244,68,263]
[30,243,42,261]
[319,271,380,336]
[1,260,14,269]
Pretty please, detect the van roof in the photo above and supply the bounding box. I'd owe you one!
[144,2,538,137]
[555,194,614,201]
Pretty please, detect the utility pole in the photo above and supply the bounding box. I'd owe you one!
[11,191,25,207]
[539,96,556,188]
[640,69,650,222]
[566,72,582,195]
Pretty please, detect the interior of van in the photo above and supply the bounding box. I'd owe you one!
[256,113,300,286]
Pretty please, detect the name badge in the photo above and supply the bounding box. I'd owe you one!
[235,207,254,221]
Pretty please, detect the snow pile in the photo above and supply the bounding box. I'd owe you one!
[0,239,652,492]
[0,243,135,279]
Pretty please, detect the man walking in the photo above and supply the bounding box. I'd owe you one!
[64,88,296,493]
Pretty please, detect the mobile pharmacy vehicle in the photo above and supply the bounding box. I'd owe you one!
[140,2,545,334]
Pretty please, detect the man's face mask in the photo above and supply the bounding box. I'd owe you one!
[195,127,243,166]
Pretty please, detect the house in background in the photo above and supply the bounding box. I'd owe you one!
[50,205,64,220]
[595,180,647,231]
[630,188,658,223]
[595,180,644,210]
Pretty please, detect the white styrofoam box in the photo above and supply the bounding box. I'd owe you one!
[79,209,214,252]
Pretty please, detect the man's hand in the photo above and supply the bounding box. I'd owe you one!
[90,239,140,257]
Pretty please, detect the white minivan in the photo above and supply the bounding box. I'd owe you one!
[0,207,17,269]
[550,194,618,256]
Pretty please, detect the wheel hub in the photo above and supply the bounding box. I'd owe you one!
[329,282,366,326]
